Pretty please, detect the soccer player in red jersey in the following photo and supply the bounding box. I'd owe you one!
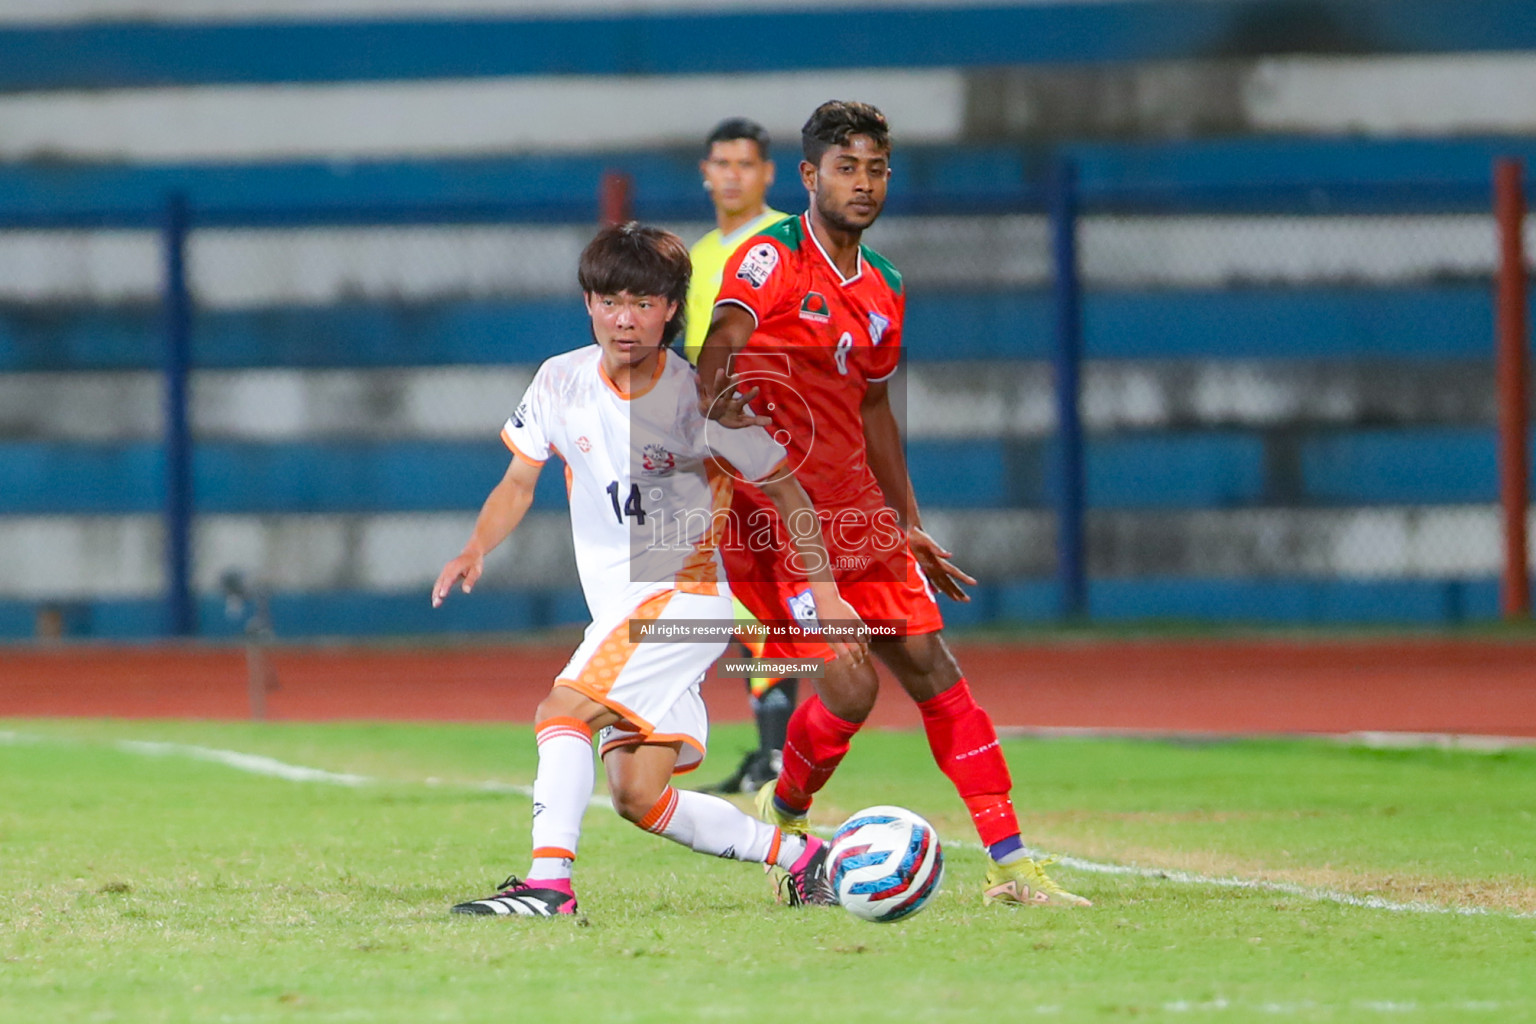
[698,101,1090,908]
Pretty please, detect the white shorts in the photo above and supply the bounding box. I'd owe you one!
[555,587,731,775]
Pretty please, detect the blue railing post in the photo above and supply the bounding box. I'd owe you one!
[162,192,195,636]
[1049,156,1087,620]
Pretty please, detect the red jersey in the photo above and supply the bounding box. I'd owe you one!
[714,213,907,581]
[715,213,904,507]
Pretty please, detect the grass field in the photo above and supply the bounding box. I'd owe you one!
[2,719,1533,1022]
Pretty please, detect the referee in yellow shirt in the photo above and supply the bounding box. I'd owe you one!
[686,118,796,794]
[683,118,789,363]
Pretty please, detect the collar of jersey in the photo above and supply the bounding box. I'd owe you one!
[802,213,863,286]
[598,346,668,401]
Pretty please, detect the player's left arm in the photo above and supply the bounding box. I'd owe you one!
[754,470,868,664]
[862,380,977,603]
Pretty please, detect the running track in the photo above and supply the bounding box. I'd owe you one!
[2,638,1533,736]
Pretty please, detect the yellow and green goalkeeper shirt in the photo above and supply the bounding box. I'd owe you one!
[683,207,790,364]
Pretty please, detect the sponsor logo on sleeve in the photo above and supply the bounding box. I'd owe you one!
[511,401,529,428]
[799,291,831,323]
[867,311,891,346]
[786,587,821,633]
[735,243,779,288]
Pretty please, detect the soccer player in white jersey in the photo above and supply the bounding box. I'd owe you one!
[433,222,865,917]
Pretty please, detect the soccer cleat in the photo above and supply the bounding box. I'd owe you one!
[983,857,1092,908]
[450,876,578,917]
[779,835,836,907]
[753,779,808,836]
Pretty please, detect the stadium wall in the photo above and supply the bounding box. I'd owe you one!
[2,1,1533,639]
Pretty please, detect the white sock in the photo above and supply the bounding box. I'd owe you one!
[638,787,809,868]
[526,718,595,881]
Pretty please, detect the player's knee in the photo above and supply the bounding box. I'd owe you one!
[877,634,960,697]
[820,665,878,722]
[833,687,878,722]
[534,687,593,726]
[608,778,665,824]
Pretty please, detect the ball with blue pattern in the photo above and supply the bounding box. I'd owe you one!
[827,805,944,922]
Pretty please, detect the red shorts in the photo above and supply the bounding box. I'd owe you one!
[727,546,944,662]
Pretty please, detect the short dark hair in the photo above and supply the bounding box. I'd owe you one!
[577,222,692,347]
[801,100,891,166]
[705,117,771,160]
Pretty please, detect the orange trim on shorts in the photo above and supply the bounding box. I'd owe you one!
[636,786,679,833]
[597,730,707,775]
[501,429,546,467]
[530,846,576,862]
[555,678,656,735]
[570,589,674,701]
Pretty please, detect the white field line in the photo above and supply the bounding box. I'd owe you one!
[996,726,1536,752]
[5,731,1531,919]
[116,740,375,786]
[1006,845,1535,919]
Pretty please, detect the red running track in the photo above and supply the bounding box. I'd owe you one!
[2,637,1533,737]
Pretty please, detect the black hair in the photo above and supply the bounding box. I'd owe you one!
[801,100,891,166]
[577,222,691,348]
[705,117,771,160]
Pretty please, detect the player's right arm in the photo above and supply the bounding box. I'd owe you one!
[696,304,769,428]
[432,456,541,607]
[699,235,794,427]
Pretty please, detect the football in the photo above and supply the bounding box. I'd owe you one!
[827,805,945,923]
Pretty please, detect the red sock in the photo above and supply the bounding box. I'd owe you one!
[774,695,862,813]
[917,678,1021,847]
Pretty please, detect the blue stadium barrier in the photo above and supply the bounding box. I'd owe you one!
[1088,434,1269,508]
[900,442,1011,508]
[1083,577,1499,624]
[0,285,1507,372]
[0,441,564,514]
[5,137,1532,226]
[2,1,1533,90]
[1300,428,1499,505]
[8,431,1525,515]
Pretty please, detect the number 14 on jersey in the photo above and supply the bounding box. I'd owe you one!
[606,480,648,524]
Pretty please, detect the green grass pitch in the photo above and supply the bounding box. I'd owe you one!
[2,719,1533,1022]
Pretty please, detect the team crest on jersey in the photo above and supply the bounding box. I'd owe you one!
[641,443,677,476]
[799,291,831,324]
[735,242,779,288]
[868,311,891,346]
[576,436,592,453]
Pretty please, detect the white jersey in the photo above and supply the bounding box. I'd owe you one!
[502,346,787,621]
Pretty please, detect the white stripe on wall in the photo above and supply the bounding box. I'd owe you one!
[0,0,1111,25]
[1248,53,1536,136]
[0,362,1498,443]
[3,215,1526,307]
[0,71,965,162]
